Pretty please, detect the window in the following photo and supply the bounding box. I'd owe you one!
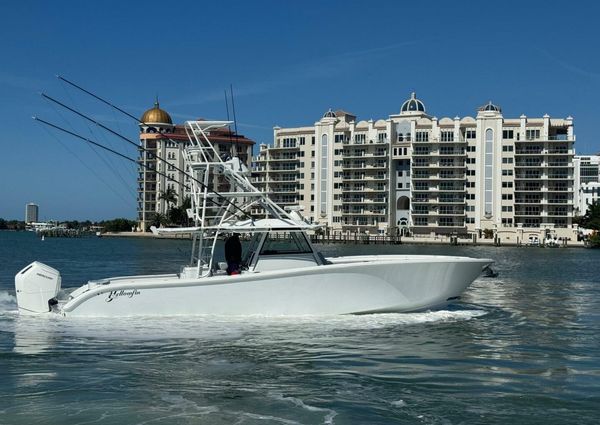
[502,157,514,164]
[465,130,477,139]
[503,145,514,152]
[260,232,313,255]
[502,205,513,212]
[502,181,513,188]
[467,146,476,152]
[526,129,541,140]
[354,134,366,144]
[397,196,410,210]
[282,138,296,148]
[503,130,514,139]
[502,194,513,200]
[484,129,494,216]
[502,169,514,176]
[320,134,328,215]
[415,131,429,142]
[441,131,454,142]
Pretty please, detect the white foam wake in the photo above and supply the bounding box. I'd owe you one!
[0,290,17,313]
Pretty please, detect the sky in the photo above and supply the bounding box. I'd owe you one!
[1,0,599,221]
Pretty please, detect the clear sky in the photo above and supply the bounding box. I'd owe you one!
[1,0,599,221]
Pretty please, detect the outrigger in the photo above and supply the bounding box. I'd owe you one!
[16,120,492,316]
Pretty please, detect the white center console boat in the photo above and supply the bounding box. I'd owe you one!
[15,121,492,317]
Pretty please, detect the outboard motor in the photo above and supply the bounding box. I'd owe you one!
[15,262,61,314]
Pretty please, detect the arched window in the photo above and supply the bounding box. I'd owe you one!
[320,134,328,216]
[397,196,410,210]
[485,129,494,216]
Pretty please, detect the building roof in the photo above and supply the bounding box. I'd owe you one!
[323,108,337,118]
[140,100,173,124]
[400,92,426,114]
[478,101,502,113]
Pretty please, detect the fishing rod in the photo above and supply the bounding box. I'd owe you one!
[57,75,141,124]
[230,84,239,137]
[33,116,253,220]
[40,93,253,220]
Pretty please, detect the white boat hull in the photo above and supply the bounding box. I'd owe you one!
[34,255,492,317]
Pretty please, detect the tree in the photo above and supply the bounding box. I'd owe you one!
[0,218,6,230]
[580,200,600,231]
[167,196,192,226]
[158,188,178,217]
[588,232,600,248]
[101,218,137,232]
[146,212,168,230]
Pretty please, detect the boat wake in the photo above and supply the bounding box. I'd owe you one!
[0,290,17,313]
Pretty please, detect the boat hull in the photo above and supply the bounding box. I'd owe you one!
[57,255,491,317]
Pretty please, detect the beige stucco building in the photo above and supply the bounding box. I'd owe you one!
[253,93,577,242]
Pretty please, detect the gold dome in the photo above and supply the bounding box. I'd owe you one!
[140,100,172,124]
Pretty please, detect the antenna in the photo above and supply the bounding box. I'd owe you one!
[230,84,239,157]
[224,89,234,157]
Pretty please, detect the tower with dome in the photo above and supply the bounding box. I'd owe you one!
[137,100,255,232]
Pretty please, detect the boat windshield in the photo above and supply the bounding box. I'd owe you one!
[242,233,262,265]
[260,232,313,255]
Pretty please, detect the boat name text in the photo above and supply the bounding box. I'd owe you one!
[106,289,141,302]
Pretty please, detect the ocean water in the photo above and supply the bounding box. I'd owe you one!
[0,231,599,424]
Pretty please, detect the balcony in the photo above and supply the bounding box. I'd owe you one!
[269,167,298,172]
[515,149,543,155]
[266,177,297,183]
[514,162,542,167]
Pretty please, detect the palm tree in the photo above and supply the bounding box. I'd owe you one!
[158,188,178,217]
[147,212,168,230]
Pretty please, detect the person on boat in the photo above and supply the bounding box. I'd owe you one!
[224,233,242,275]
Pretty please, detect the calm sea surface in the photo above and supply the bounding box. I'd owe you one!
[0,231,599,424]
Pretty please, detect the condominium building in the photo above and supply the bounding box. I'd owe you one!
[25,203,38,224]
[253,93,576,240]
[137,101,255,231]
[574,154,600,215]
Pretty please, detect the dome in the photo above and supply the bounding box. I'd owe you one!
[140,100,172,124]
[400,92,426,113]
[478,101,502,113]
[322,108,337,118]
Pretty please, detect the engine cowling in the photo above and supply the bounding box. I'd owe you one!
[15,262,61,314]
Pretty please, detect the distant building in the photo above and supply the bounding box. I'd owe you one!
[574,155,600,215]
[137,101,255,231]
[253,93,577,241]
[25,203,38,224]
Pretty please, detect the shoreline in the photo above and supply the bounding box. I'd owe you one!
[101,231,587,248]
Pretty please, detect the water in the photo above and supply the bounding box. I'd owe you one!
[1,231,599,424]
